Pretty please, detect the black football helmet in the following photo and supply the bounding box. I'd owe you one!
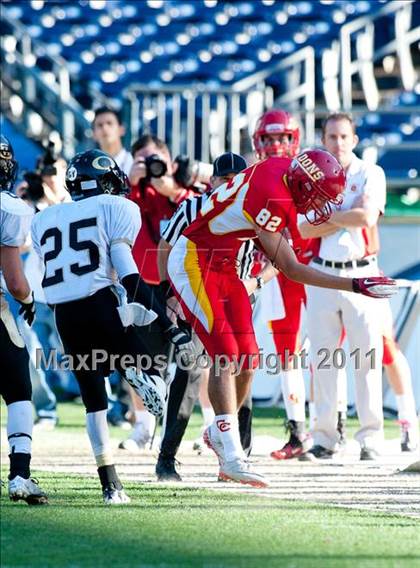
[65,149,130,200]
[0,135,18,191]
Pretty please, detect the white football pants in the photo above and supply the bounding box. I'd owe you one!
[306,262,384,451]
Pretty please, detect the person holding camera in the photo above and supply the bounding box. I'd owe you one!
[92,107,133,175]
[18,145,78,428]
[118,135,199,451]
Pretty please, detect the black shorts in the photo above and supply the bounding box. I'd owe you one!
[0,319,31,404]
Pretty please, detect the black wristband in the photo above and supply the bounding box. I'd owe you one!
[352,278,360,293]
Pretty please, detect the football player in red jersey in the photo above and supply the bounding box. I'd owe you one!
[253,109,316,460]
[167,149,396,487]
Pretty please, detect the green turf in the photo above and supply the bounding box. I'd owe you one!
[1,472,419,568]
[1,405,411,568]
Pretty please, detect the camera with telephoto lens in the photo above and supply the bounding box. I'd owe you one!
[22,141,59,202]
[144,154,167,179]
[174,155,212,189]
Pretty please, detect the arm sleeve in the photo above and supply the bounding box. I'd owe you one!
[104,197,142,247]
[110,241,139,280]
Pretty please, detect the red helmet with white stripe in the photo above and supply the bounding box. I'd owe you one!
[287,149,345,225]
[253,109,300,159]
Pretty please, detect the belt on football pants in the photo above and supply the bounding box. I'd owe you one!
[313,256,377,269]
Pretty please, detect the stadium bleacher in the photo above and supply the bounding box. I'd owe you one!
[2,0,386,95]
[0,0,419,202]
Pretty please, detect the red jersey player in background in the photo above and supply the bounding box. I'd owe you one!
[252,110,315,460]
[167,149,396,487]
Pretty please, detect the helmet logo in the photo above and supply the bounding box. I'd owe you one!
[92,155,114,170]
[67,166,78,181]
[0,142,12,160]
[296,153,324,182]
[266,123,285,132]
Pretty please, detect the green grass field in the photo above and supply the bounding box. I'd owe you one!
[1,403,419,568]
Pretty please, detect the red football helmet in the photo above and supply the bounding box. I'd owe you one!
[253,109,300,159]
[287,149,345,225]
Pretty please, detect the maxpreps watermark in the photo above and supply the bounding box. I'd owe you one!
[36,349,168,373]
[36,347,377,374]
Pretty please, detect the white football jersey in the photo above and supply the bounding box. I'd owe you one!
[0,191,34,295]
[0,191,34,247]
[31,194,141,304]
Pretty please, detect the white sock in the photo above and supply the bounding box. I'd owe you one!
[336,369,347,413]
[396,394,418,425]
[201,406,215,428]
[281,368,306,422]
[86,410,113,467]
[214,414,244,461]
[134,410,156,438]
[309,402,317,432]
[7,401,33,454]
[393,352,417,424]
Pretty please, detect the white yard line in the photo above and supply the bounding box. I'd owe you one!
[2,429,419,517]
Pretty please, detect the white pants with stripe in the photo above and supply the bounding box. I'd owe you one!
[306,261,384,451]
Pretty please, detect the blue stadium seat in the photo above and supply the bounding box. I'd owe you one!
[378,150,419,178]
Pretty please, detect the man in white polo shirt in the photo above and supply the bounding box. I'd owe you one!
[299,113,387,461]
[92,107,133,175]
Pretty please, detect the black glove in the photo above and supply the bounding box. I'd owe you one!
[18,293,36,327]
[167,325,195,367]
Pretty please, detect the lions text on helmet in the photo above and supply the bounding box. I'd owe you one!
[288,149,345,225]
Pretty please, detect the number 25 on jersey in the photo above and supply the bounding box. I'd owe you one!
[40,218,99,287]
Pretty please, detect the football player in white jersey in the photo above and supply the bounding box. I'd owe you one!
[0,135,48,505]
[32,149,194,505]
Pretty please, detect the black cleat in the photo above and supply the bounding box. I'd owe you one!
[271,420,312,460]
[360,447,379,461]
[156,455,182,482]
[299,444,335,462]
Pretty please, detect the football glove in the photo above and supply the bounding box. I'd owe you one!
[167,325,196,367]
[352,277,397,298]
[18,292,35,326]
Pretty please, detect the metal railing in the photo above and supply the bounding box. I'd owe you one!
[124,46,315,161]
[340,0,419,111]
[0,10,107,157]
[1,2,418,171]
